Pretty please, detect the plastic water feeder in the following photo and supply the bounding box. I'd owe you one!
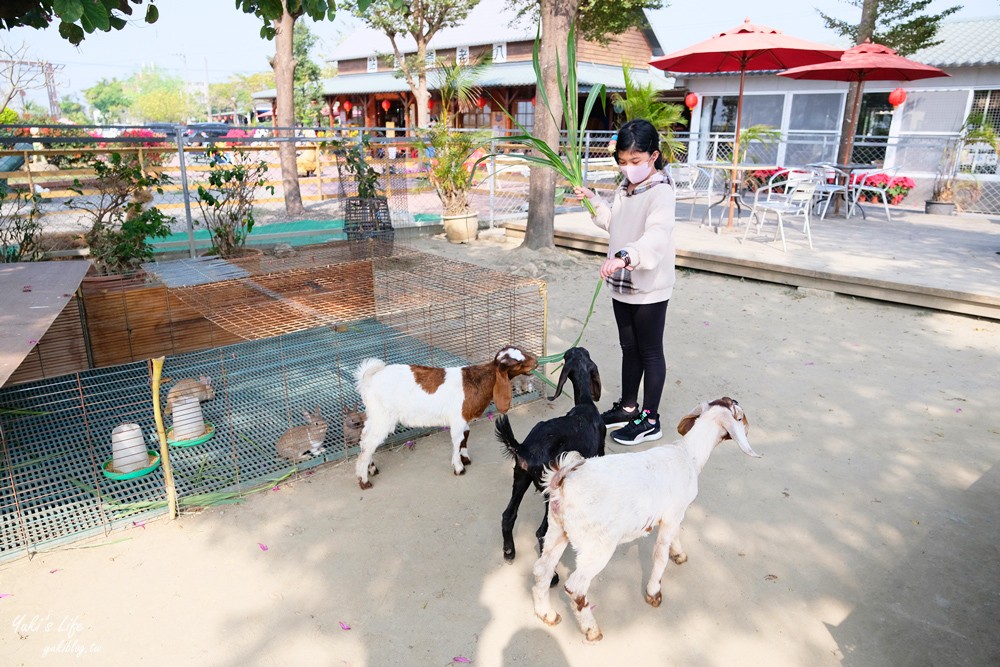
[167,396,215,447]
[103,423,161,480]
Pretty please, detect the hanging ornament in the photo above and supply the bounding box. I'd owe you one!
[888,87,907,108]
[428,99,435,111]
[343,100,353,113]
[381,99,391,112]
[476,96,487,109]
[531,97,536,106]
[684,92,699,111]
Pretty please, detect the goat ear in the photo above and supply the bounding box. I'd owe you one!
[589,362,601,401]
[494,365,513,413]
[676,402,708,436]
[723,410,760,458]
[549,362,571,401]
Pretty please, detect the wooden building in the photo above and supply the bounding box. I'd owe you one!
[252,0,676,131]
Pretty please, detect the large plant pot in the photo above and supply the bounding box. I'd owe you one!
[925,200,956,216]
[443,211,479,244]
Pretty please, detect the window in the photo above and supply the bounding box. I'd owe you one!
[515,100,533,131]
[462,104,491,129]
[789,93,842,131]
[456,46,470,65]
[367,55,378,73]
[492,43,507,63]
[700,94,783,133]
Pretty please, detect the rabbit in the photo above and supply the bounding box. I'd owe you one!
[342,407,367,449]
[277,408,329,462]
[164,376,215,416]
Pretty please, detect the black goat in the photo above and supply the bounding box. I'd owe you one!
[495,347,606,567]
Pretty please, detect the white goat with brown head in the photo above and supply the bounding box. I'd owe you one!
[353,346,538,489]
[531,397,760,642]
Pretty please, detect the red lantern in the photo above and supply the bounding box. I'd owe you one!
[476,96,487,109]
[381,99,391,112]
[343,100,353,113]
[889,87,907,108]
[684,92,699,111]
[531,97,536,106]
[428,99,434,111]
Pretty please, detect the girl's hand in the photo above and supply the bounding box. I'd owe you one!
[600,256,629,278]
[573,186,595,200]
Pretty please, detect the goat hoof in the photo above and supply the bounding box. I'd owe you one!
[670,552,687,565]
[454,467,466,476]
[549,573,560,588]
[537,612,561,627]
[503,549,515,562]
[460,454,472,466]
[358,479,373,490]
[584,629,603,643]
[645,591,662,608]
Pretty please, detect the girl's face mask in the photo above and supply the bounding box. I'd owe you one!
[618,150,659,184]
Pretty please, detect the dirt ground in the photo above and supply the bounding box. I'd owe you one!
[2,232,999,666]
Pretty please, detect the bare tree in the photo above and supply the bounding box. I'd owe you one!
[0,41,47,113]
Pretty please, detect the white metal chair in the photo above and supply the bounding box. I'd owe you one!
[810,163,851,219]
[743,179,817,252]
[849,166,901,221]
[747,169,815,224]
[668,163,715,224]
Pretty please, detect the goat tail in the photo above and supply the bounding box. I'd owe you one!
[494,414,522,462]
[542,450,586,494]
[354,358,386,396]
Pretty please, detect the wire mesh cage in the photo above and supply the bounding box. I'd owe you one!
[0,241,546,561]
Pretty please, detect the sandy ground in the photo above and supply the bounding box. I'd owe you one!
[2,232,999,666]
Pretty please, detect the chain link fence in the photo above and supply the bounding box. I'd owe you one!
[3,123,998,262]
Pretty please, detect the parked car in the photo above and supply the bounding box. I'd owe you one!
[186,123,231,144]
[146,122,182,139]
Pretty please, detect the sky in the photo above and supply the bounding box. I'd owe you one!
[5,0,997,110]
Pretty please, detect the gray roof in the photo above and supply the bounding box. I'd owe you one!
[252,62,674,100]
[908,17,1000,67]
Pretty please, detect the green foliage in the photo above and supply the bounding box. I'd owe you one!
[0,1,159,46]
[500,23,606,216]
[422,123,483,215]
[612,65,687,162]
[509,0,663,46]
[933,113,999,202]
[341,136,383,199]
[235,0,371,40]
[194,148,273,257]
[59,94,91,124]
[0,185,44,262]
[210,73,274,118]
[433,52,492,127]
[0,107,17,124]
[818,0,961,56]
[84,77,130,124]
[67,153,173,274]
[737,124,781,164]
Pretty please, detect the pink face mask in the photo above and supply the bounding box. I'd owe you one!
[620,159,655,184]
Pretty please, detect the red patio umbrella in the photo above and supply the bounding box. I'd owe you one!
[778,40,949,163]
[650,19,843,227]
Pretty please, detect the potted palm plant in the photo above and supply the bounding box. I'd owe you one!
[423,54,491,243]
[926,114,998,215]
[612,65,687,162]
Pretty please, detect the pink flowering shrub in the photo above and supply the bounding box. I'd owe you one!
[105,129,171,167]
[851,173,915,205]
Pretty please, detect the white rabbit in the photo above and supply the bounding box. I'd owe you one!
[164,376,215,416]
[276,408,329,462]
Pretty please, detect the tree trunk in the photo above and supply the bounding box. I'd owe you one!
[836,0,879,166]
[523,0,574,250]
[416,73,430,128]
[272,6,306,216]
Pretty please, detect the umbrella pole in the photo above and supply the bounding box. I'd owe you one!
[727,65,747,229]
[845,79,866,163]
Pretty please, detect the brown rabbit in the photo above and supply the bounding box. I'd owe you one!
[277,408,329,462]
[164,376,215,416]
[342,407,366,449]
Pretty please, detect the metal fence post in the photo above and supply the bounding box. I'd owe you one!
[174,126,197,258]
[489,137,496,228]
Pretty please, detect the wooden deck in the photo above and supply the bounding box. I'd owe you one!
[505,203,1000,321]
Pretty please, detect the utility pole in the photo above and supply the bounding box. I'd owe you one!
[0,59,64,117]
[174,53,191,121]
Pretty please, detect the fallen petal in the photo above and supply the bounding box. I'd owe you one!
[22,285,31,292]
[955,408,962,413]
[703,321,710,326]
[27,340,37,346]
[132,521,146,529]
[258,543,269,552]
[0,594,12,599]
[272,485,281,492]
[405,440,416,450]
[453,658,471,664]
[804,361,815,366]
[49,569,61,574]
[487,412,494,421]
[339,622,351,631]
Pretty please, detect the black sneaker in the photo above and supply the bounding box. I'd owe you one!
[602,400,638,428]
[611,410,662,446]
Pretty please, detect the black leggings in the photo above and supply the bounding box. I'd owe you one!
[612,298,669,417]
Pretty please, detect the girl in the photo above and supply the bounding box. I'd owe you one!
[574,119,677,445]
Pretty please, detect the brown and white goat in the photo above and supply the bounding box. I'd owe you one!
[531,397,760,642]
[353,346,538,489]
